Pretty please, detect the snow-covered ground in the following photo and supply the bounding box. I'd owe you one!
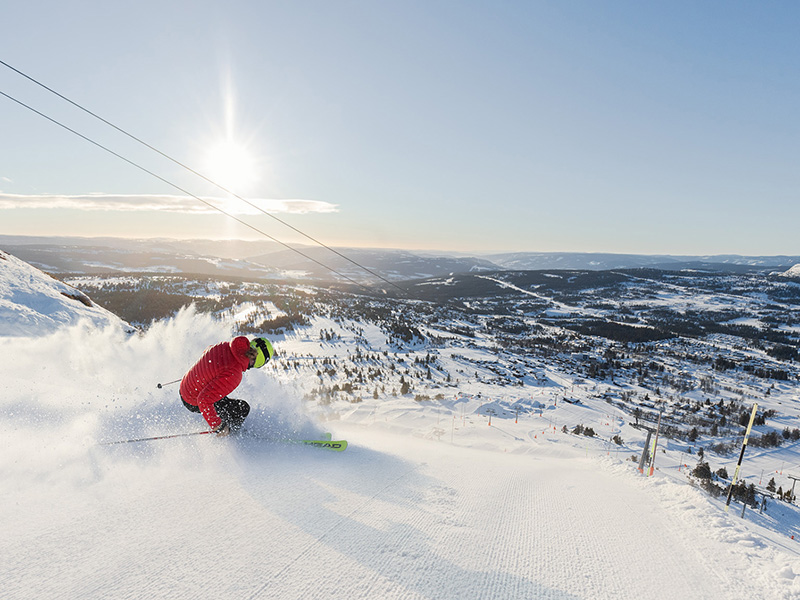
[0,250,131,336]
[2,308,800,600]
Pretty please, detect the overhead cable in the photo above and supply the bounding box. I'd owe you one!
[0,59,406,295]
[0,89,383,295]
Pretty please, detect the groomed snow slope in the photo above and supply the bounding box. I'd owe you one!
[2,311,799,599]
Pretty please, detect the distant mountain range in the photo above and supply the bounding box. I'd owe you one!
[484,252,800,272]
[1,235,798,282]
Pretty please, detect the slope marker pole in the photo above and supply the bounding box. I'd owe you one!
[725,402,758,512]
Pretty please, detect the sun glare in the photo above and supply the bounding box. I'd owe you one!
[202,139,258,194]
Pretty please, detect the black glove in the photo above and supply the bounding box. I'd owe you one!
[214,422,231,437]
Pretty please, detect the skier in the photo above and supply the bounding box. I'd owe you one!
[179,336,275,436]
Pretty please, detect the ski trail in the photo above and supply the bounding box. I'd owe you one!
[429,456,722,599]
[243,428,740,600]
[243,463,420,600]
[321,428,759,599]
[3,427,795,599]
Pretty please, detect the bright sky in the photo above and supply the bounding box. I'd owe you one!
[1,1,798,255]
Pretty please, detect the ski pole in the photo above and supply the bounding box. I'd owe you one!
[157,378,181,389]
[97,429,214,446]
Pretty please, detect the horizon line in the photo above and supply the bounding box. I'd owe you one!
[0,233,798,260]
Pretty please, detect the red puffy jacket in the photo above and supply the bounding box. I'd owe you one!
[180,337,250,428]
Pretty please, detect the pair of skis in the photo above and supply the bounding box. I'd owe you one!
[98,429,347,451]
[277,434,348,452]
[251,431,348,452]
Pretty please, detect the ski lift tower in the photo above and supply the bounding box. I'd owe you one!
[788,475,800,504]
[636,425,655,474]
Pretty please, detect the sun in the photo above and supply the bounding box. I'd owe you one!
[202,139,258,194]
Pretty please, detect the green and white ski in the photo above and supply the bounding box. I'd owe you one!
[241,430,347,451]
[292,439,348,452]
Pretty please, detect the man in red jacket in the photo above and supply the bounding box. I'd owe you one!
[180,336,275,436]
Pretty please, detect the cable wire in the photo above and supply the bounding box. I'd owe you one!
[0,89,385,295]
[0,59,406,295]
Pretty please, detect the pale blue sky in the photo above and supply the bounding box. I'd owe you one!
[1,1,798,254]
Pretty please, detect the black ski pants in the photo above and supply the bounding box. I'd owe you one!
[181,395,250,431]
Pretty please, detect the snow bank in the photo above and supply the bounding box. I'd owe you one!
[597,457,800,599]
[0,250,131,336]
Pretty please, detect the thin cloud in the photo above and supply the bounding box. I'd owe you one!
[0,193,338,215]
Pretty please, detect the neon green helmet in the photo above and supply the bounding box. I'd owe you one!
[250,337,275,368]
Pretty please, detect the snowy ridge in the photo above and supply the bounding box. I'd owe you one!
[781,264,800,278]
[0,249,131,336]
